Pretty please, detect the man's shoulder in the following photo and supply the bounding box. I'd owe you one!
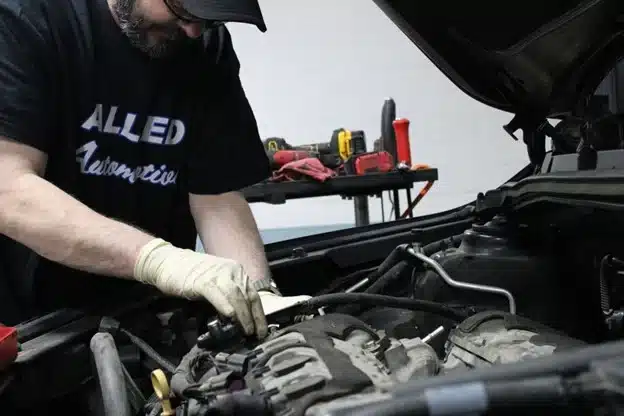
[0,0,89,38]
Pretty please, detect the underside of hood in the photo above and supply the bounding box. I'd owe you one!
[373,0,624,119]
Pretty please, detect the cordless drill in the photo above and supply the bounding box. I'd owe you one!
[263,136,344,169]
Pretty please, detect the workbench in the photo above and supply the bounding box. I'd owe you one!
[242,168,439,226]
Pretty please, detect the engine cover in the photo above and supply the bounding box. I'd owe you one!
[183,314,439,416]
[177,312,585,416]
[443,310,586,371]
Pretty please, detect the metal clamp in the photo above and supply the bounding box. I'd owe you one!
[406,246,516,314]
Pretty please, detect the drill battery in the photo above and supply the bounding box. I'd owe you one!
[344,151,394,175]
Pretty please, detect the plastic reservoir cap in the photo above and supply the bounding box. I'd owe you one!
[0,325,18,371]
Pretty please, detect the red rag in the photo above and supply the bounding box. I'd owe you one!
[272,158,336,182]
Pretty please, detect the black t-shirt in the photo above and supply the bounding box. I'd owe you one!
[0,0,270,320]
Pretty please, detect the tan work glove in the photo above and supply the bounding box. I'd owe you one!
[134,238,267,339]
[258,291,311,316]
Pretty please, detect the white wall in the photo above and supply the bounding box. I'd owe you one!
[227,0,529,229]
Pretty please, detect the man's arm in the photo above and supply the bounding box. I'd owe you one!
[0,139,155,277]
[190,191,269,282]
[0,7,153,278]
[0,138,268,336]
[186,25,272,279]
[187,27,314,318]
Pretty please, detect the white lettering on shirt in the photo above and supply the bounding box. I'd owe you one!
[80,104,186,145]
[77,104,185,187]
[76,140,178,186]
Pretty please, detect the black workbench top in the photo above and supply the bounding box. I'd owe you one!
[242,168,438,204]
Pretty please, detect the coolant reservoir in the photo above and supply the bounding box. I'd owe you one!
[413,215,573,352]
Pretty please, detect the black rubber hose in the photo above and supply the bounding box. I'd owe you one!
[364,261,410,294]
[321,238,462,297]
[317,266,376,295]
[422,234,463,256]
[359,238,462,294]
[119,328,177,373]
[376,246,405,275]
[318,246,406,296]
[90,332,132,416]
[303,293,468,321]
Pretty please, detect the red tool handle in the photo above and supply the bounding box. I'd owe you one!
[272,150,313,166]
[392,118,412,165]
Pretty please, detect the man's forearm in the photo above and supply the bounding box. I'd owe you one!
[190,191,270,282]
[0,173,154,277]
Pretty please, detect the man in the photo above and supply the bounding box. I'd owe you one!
[0,0,306,338]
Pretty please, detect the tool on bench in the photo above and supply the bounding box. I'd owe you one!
[376,98,402,217]
[376,98,399,160]
[344,151,394,175]
[264,137,291,151]
[263,138,336,169]
[266,149,316,168]
[339,125,398,175]
[263,131,364,169]
[393,118,412,166]
[328,128,366,161]
[265,130,361,161]
[342,130,391,175]
[391,115,415,217]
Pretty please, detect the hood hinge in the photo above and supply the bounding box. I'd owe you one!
[503,113,549,166]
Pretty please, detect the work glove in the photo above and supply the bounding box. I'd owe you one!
[133,238,267,339]
[258,291,311,316]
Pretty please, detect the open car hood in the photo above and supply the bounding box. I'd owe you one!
[373,0,624,119]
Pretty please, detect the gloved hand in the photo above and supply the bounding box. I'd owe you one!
[258,291,311,316]
[133,238,267,339]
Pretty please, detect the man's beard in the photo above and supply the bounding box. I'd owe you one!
[113,0,188,58]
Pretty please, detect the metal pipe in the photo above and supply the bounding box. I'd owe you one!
[321,275,371,315]
[406,247,516,314]
[354,196,370,226]
[422,326,445,344]
[346,278,370,293]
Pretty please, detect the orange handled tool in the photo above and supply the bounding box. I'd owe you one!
[392,118,412,166]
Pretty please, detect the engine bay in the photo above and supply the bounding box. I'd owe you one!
[149,214,619,416]
[7,203,624,415]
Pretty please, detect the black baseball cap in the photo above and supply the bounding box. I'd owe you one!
[179,0,267,32]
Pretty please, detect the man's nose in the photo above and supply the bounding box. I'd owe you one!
[178,22,203,38]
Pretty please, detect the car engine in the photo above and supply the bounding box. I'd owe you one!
[161,309,585,416]
[9,213,624,415]
[84,214,608,416]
